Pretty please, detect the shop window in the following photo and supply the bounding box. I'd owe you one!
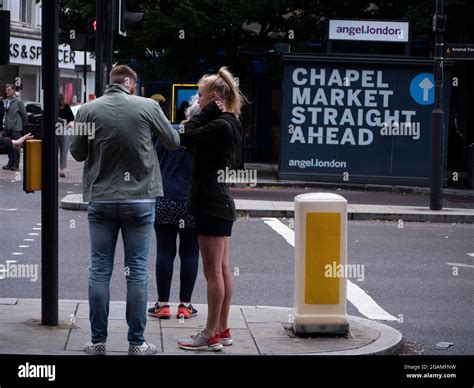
[19,0,33,26]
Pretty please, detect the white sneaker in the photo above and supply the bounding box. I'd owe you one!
[84,342,106,355]
[128,341,157,355]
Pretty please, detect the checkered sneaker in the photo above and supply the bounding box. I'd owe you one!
[128,341,157,355]
[83,342,106,355]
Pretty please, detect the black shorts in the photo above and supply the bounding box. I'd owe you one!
[194,214,234,236]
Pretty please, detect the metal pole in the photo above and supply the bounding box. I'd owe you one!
[106,0,114,85]
[95,0,104,97]
[41,0,59,326]
[83,51,87,103]
[430,0,445,210]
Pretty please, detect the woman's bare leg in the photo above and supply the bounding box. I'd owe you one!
[198,235,225,337]
[218,237,233,333]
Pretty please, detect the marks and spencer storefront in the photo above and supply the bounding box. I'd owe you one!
[0,35,95,104]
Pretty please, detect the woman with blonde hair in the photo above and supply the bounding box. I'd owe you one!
[178,67,245,351]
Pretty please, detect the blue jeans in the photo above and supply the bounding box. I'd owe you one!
[87,202,155,346]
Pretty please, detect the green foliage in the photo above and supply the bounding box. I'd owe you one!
[58,0,474,81]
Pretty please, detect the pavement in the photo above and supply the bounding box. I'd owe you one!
[61,193,474,223]
[0,298,402,356]
[2,153,472,357]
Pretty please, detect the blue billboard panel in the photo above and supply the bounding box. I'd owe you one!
[279,55,451,186]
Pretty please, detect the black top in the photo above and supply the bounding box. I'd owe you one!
[179,102,243,221]
[58,104,75,124]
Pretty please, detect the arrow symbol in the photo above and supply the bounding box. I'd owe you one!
[419,77,434,101]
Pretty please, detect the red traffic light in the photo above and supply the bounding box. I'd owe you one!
[93,20,97,31]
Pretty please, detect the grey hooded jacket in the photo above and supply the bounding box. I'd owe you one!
[4,96,27,132]
[70,84,180,202]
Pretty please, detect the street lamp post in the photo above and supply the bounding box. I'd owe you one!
[430,0,446,210]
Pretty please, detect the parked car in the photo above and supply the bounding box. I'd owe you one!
[24,101,42,139]
[22,102,83,140]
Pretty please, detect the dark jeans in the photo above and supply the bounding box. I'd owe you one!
[5,130,21,168]
[154,223,199,303]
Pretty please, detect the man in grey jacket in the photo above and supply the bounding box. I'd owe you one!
[3,84,27,171]
[71,65,180,356]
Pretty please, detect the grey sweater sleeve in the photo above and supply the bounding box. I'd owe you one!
[149,101,180,150]
[18,100,27,128]
[70,108,88,162]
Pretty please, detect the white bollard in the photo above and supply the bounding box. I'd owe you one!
[293,193,349,335]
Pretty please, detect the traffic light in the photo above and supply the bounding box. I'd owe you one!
[117,0,143,37]
[0,11,10,65]
[70,17,96,51]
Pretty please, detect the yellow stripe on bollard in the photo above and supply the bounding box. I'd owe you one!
[305,212,340,305]
[24,139,42,193]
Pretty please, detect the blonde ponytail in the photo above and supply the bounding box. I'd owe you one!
[199,66,248,117]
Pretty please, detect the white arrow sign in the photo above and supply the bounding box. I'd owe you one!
[418,77,434,101]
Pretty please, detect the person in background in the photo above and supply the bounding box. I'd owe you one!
[175,100,189,124]
[71,65,180,356]
[148,95,200,321]
[58,93,75,178]
[0,97,5,135]
[3,84,27,171]
[177,67,245,351]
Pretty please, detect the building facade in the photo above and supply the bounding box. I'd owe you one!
[0,0,95,104]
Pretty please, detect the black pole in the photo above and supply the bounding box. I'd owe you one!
[83,51,87,103]
[95,0,105,97]
[106,0,114,85]
[430,0,445,210]
[41,0,59,326]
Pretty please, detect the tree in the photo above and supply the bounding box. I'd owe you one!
[58,0,474,82]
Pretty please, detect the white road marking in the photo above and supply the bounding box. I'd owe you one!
[32,227,41,230]
[467,253,474,257]
[36,223,41,226]
[263,217,398,321]
[446,263,474,269]
[24,238,35,242]
[262,217,294,246]
[12,252,24,256]
[0,208,18,211]
[28,233,39,236]
[18,245,30,248]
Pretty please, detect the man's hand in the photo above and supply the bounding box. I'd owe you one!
[12,133,34,149]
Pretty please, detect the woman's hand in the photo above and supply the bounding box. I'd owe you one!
[12,133,34,149]
[214,98,226,113]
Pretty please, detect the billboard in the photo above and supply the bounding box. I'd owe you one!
[171,84,198,123]
[279,55,451,185]
[328,19,409,43]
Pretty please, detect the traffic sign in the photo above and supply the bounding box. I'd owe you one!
[445,44,474,60]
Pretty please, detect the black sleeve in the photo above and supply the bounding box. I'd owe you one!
[180,102,223,147]
[0,137,13,155]
[183,101,222,132]
[65,104,75,123]
[180,118,228,147]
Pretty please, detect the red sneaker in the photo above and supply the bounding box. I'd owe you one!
[176,303,198,319]
[147,303,171,319]
[178,331,223,351]
[218,328,233,346]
